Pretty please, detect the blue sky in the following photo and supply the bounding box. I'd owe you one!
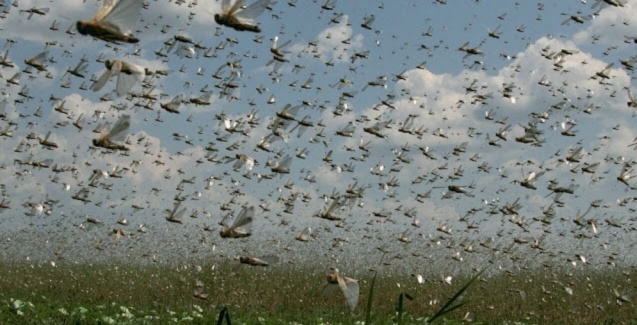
[0,0,636,270]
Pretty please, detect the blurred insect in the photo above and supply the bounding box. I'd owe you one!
[317,197,346,221]
[266,36,291,72]
[66,57,89,78]
[193,279,208,300]
[0,48,15,68]
[618,163,634,187]
[560,121,577,137]
[190,91,213,106]
[24,51,48,71]
[93,114,130,151]
[321,0,337,11]
[238,255,278,266]
[39,131,58,149]
[411,273,425,284]
[361,14,375,30]
[92,60,148,97]
[271,155,292,174]
[214,0,272,33]
[76,0,142,43]
[228,153,257,172]
[295,227,312,242]
[220,205,254,238]
[26,202,44,216]
[160,94,184,114]
[322,268,359,311]
[627,89,637,116]
[21,7,50,19]
[270,35,291,58]
[72,187,92,203]
[166,201,186,224]
[0,198,10,210]
[593,63,613,80]
[6,71,21,85]
[614,288,631,305]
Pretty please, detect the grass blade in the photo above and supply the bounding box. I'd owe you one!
[364,269,377,323]
[364,252,386,324]
[216,306,231,325]
[427,268,485,324]
[396,292,404,325]
[395,292,413,325]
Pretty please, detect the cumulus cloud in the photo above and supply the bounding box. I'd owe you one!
[289,16,364,64]
[573,1,637,48]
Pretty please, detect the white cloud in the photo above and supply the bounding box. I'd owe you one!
[289,16,364,64]
[573,1,637,48]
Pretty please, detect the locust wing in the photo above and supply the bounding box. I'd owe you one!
[107,115,131,143]
[234,0,270,25]
[231,205,254,233]
[337,275,359,311]
[92,61,117,92]
[115,62,144,97]
[95,0,142,35]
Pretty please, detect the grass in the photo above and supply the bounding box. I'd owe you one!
[0,260,636,324]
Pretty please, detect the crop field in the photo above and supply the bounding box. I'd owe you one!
[1,260,635,324]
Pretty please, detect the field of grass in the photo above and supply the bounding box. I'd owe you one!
[0,259,635,324]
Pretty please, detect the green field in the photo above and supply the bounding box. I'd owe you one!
[1,260,635,324]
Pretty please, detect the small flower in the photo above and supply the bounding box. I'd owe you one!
[120,306,133,318]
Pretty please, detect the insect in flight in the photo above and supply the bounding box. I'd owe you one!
[214,0,272,33]
[295,227,312,242]
[93,114,131,151]
[220,205,254,238]
[76,0,143,43]
[238,255,278,266]
[322,268,359,311]
[166,201,186,224]
[92,60,148,97]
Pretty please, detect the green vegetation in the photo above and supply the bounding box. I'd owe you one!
[0,261,635,324]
